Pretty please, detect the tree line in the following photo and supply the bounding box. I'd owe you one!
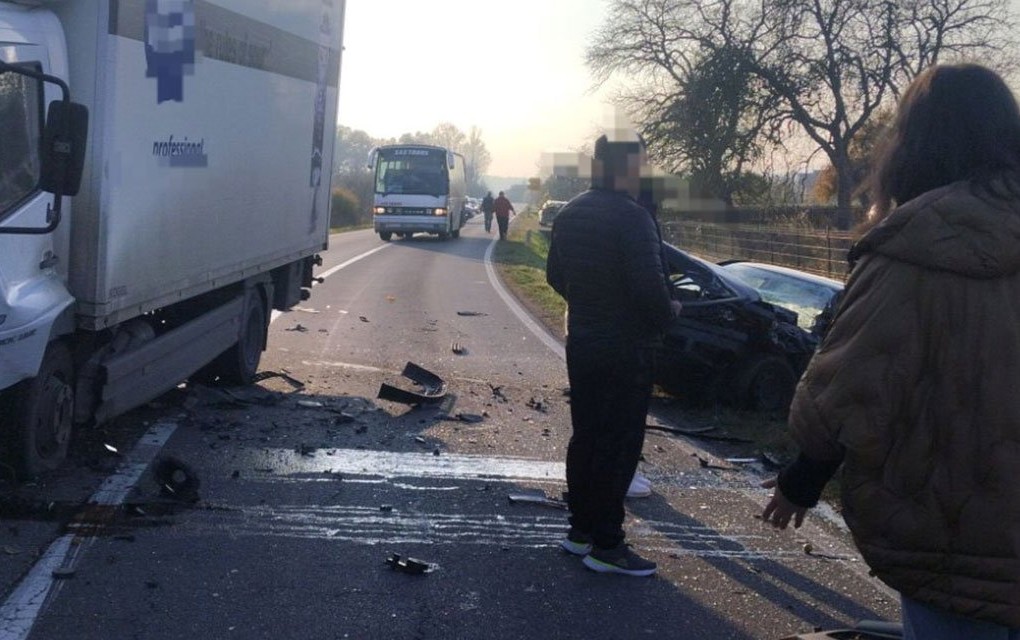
[330,123,492,228]
[588,0,1019,228]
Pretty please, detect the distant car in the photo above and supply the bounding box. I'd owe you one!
[657,245,844,412]
[539,200,568,226]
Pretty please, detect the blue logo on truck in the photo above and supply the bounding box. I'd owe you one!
[145,0,196,103]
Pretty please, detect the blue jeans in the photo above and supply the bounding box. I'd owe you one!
[902,595,1020,640]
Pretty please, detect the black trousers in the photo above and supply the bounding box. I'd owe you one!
[565,339,654,549]
[496,215,509,238]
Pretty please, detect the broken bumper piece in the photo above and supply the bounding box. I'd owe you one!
[377,362,447,405]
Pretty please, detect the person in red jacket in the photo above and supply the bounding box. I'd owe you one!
[493,191,515,240]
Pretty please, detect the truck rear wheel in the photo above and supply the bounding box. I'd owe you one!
[380,232,392,241]
[193,289,268,386]
[2,342,74,479]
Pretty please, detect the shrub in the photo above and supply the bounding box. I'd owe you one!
[330,187,361,228]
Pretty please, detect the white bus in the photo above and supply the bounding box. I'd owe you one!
[369,144,467,241]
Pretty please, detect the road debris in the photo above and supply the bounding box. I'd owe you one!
[526,397,547,412]
[451,342,466,355]
[253,370,305,391]
[456,311,488,317]
[385,553,433,575]
[647,423,753,444]
[286,324,309,332]
[152,455,201,503]
[359,316,370,323]
[507,492,568,510]
[488,384,508,403]
[377,362,448,405]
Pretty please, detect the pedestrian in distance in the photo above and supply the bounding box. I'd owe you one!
[481,191,495,233]
[761,63,1020,638]
[546,132,681,577]
[493,191,515,240]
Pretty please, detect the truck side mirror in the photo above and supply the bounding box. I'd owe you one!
[39,100,88,197]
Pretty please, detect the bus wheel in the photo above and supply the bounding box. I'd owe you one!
[380,232,392,241]
[3,341,74,479]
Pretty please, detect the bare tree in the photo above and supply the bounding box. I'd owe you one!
[462,126,493,196]
[589,0,1017,227]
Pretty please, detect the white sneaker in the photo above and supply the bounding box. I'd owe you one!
[626,472,652,498]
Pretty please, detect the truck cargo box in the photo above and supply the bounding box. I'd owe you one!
[53,0,342,329]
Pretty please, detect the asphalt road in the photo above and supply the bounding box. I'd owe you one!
[0,214,899,640]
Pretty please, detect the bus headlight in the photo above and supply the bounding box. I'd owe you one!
[433,208,447,216]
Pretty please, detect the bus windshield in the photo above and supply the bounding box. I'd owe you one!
[374,148,450,196]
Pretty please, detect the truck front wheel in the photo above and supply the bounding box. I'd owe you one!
[379,232,392,241]
[3,342,74,479]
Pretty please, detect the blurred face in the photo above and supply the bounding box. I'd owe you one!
[618,149,646,197]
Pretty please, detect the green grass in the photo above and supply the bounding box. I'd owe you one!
[492,211,567,339]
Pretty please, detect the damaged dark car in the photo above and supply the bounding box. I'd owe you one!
[657,245,843,413]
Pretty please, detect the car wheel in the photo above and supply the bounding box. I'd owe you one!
[734,354,797,413]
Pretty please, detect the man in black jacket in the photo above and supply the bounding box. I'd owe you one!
[546,134,679,576]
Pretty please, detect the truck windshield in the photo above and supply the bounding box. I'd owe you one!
[374,149,450,196]
[0,65,43,214]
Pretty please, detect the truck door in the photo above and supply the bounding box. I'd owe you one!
[0,42,73,391]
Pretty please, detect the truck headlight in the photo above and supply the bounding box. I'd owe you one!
[374,207,386,215]
[433,208,447,216]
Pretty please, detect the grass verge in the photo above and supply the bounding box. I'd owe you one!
[491,210,567,341]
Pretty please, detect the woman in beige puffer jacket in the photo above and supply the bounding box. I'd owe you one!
[762,64,1020,638]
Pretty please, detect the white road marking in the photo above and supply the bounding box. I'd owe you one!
[483,237,565,360]
[271,243,392,323]
[0,422,177,640]
[248,447,565,481]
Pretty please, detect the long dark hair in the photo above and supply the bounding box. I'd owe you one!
[865,64,1020,223]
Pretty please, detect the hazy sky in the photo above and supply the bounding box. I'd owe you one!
[337,0,616,178]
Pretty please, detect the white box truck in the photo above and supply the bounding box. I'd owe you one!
[0,0,345,477]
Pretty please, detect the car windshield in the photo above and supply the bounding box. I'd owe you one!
[721,263,839,330]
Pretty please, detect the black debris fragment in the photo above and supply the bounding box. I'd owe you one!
[152,456,201,503]
[378,362,448,405]
[526,397,547,412]
[286,324,309,332]
[385,553,432,575]
[456,311,488,317]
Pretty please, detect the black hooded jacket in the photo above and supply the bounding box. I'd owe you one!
[546,188,674,348]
